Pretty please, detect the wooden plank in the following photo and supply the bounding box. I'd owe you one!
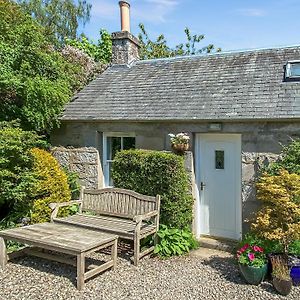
[0,237,7,270]
[111,239,118,270]
[24,249,77,267]
[139,246,155,259]
[84,260,114,281]
[77,253,85,290]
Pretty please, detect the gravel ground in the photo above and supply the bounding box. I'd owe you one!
[0,247,300,300]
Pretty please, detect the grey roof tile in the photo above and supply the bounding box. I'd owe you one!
[62,46,300,121]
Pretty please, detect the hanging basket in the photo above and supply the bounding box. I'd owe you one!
[171,143,189,154]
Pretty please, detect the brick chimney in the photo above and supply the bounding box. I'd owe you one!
[111,1,140,65]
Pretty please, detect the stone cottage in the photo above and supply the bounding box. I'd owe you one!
[51,1,300,240]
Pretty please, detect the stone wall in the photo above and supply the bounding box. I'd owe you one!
[184,151,198,235]
[241,152,279,231]
[51,147,103,189]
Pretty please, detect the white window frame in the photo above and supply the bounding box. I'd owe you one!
[286,60,300,79]
[103,132,136,187]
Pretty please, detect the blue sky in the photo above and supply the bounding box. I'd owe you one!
[80,0,300,51]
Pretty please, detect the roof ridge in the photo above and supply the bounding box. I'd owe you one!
[135,44,300,64]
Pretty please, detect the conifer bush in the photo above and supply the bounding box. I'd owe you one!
[30,148,71,223]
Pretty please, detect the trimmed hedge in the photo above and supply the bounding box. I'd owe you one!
[112,150,193,229]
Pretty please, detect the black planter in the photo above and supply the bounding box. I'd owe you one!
[273,277,292,296]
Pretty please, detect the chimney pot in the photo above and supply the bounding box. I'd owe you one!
[119,1,131,32]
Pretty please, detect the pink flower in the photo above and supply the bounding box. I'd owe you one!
[238,243,250,254]
[248,253,255,261]
[253,245,263,253]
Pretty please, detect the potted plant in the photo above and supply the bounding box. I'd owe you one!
[168,133,190,154]
[237,243,268,285]
[271,255,292,296]
[288,254,300,286]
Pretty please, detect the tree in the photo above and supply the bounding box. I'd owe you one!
[66,29,112,64]
[0,0,95,132]
[138,23,221,60]
[17,0,91,43]
[0,121,46,222]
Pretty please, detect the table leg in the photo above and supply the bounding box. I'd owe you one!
[111,239,118,270]
[0,237,7,270]
[77,253,85,290]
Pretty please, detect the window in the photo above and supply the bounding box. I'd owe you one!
[103,133,135,186]
[215,150,225,170]
[285,61,300,80]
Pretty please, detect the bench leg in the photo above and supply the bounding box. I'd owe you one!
[0,237,7,270]
[111,239,118,270]
[133,236,140,267]
[77,253,85,290]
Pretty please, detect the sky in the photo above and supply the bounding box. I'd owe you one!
[79,0,300,51]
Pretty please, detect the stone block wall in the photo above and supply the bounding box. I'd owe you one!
[184,151,197,235]
[51,147,103,189]
[241,152,279,231]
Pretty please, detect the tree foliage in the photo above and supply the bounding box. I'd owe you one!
[0,121,46,219]
[0,0,94,132]
[138,23,221,60]
[17,0,91,43]
[66,29,112,64]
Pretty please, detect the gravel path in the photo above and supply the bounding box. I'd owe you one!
[0,248,300,300]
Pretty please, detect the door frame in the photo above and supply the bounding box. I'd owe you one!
[195,133,242,240]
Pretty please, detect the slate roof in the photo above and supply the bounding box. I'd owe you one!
[62,45,300,121]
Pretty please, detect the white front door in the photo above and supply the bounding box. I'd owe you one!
[196,134,242,240]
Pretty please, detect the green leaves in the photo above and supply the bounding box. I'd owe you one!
[0,1,96,132]
[112,149,194,229]
[138,23,221,60]
[17,0,92,43]
[154,225,198,258]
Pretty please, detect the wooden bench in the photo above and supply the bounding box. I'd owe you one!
[0,223,118,290]
[50,188,160,266]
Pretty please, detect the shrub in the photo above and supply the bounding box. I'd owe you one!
[154,225,198,257]
[29,148,71,223]
[0,121,46,219]
[112,149,194,228]
[265,140,300,175]
[63,167,81,200]
[251,170,300,252]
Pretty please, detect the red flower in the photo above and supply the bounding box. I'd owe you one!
[238,243,250,254]
[253,245,263,253]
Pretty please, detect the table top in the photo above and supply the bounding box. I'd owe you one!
[0,223,117,253]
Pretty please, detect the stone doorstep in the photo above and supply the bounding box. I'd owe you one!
[198,236,238,253]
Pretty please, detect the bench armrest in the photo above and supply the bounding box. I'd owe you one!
[133,210,159,223]
[49,200,83,221]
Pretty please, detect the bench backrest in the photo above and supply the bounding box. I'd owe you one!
[81,188,159,219]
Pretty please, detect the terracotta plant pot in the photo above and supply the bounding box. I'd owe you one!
[273,277,292,296]
[239,263,268,285]
[171,143,189,154]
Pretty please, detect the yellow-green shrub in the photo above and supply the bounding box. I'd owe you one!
[30,148,71,223]
[251,170,300,252]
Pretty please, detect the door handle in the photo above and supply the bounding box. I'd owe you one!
[200,182,206,191]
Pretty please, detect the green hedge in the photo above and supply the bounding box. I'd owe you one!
[112,150,194,229]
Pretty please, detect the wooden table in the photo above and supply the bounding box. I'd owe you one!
[0,223,118,290]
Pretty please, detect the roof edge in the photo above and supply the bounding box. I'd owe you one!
[135,44,300,65]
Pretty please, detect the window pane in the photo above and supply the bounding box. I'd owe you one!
[291,63,300,77]
[107,137,121,160]
[108,162,114,186]
[123,137,136,150]
[215,150,225,170]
